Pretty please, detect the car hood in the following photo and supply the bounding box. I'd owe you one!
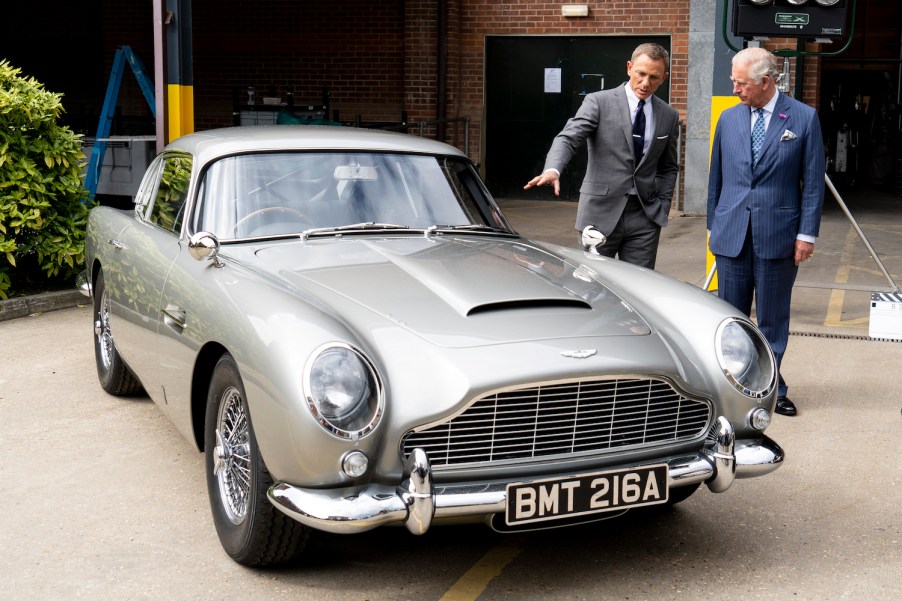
[251,235,650,347]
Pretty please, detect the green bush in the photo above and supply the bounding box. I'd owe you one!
[0,60,93,299]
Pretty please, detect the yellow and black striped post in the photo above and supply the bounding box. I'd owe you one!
[165,0,194,141]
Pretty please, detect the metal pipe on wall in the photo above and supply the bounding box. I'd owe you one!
[437,0,448,140]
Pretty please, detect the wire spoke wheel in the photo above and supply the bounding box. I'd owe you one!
[204,353,309,566]
[91,270,142,396]
[214,387,252,524]
[95,287,114,371]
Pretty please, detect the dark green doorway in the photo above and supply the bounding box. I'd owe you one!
[485,35,671,201]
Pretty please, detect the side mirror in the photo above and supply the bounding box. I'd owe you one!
[188,232,224,267]
[581,225,607,255]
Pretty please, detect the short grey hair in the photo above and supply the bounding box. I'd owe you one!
[632,43,670,72]
[733,47,778,83]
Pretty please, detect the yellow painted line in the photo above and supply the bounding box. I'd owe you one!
[439,544,523,601]
[824,225,869,327]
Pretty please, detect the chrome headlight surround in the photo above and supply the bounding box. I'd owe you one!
[715,318,776,399]
[304,343,384,439]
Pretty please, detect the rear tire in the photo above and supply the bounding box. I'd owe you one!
[92,270,142,396]
[204,353,309,566]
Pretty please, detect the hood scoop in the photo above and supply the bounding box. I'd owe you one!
[467,298,592,316]
[256,236,650,347]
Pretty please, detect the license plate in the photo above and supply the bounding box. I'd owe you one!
[505,464,669,526]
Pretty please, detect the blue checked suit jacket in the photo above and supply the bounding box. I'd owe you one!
[706,93,825,260]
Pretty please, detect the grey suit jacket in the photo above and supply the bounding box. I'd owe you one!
[543,83,680,235]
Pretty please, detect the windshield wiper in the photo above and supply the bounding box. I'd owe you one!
[425,224,511,237]
[301,222,410,240]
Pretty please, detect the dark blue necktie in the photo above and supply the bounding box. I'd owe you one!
[751,108,765,166]
[632,99,646,166]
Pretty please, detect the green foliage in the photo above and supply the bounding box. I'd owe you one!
[0,60,94,299]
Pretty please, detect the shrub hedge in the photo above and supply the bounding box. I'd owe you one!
[0,60,93,299]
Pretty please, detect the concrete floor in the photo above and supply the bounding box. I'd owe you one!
[497,182,902,341]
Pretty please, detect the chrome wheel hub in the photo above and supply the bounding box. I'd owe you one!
[95,291,114,370]
[213,387,251,525]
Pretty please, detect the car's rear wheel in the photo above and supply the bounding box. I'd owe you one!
[204,353,309,566]
[92,270,142,395]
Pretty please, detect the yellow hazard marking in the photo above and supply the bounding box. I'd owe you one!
[705,96,743,291]
[167,84,195,142]
[439,544,522,601]
[823,226,865,327]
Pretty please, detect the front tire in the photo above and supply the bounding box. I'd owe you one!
[92,270,142,396]
[204,353,309,566]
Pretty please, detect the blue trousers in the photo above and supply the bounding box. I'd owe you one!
[714,231,798,398]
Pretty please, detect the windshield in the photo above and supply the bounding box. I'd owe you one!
[193,151,510,240]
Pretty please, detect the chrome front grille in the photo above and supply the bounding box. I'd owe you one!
[401,378,711,468]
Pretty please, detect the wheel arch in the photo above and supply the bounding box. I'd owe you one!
[191,341,228,451]
[90,258,103,294]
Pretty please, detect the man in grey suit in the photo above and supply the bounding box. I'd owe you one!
[525,43,680,269]
[707,47,825,416]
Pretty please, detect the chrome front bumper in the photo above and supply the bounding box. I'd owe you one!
[268,417,783,535]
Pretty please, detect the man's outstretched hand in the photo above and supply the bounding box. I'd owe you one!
[524,170,561,196]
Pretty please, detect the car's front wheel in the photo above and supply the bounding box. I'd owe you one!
[92,270,142,396]
[204,353,309,566]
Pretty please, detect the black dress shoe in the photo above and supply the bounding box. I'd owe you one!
[775,396,797,416]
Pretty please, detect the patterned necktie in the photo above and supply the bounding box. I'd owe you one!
[632,99,646,165]
[751,108,765,166]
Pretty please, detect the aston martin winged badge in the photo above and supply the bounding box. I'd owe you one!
[560,349,597,359]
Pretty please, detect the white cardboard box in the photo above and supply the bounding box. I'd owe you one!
[869,292,902,340]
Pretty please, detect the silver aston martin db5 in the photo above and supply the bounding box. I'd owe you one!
[83,125,783,566]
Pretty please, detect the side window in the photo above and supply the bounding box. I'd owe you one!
[148,155,193,233]
[134,156,163,218]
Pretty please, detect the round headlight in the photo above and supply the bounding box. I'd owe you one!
[814,0,840,5]
[715,319,776,398]
[305,343,383,438]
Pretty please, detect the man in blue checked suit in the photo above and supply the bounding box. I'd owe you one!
[707,47,825,416]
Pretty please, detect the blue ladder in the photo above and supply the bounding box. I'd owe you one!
[84,46,156,199]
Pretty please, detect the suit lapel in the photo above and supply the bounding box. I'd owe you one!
[758,95,791,165]
[618,84,635,161]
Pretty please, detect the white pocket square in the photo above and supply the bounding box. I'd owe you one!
[780,129,797,141]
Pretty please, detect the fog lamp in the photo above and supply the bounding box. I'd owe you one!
[749,407,771,430]
[342,450,369,478]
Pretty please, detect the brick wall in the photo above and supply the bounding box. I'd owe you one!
[192,0,406,129]
[446,0,693,159]
[2,1,828,163]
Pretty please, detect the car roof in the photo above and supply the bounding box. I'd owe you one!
[164,125,469,165]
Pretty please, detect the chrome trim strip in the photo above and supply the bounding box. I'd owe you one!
[268,419,782,535]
